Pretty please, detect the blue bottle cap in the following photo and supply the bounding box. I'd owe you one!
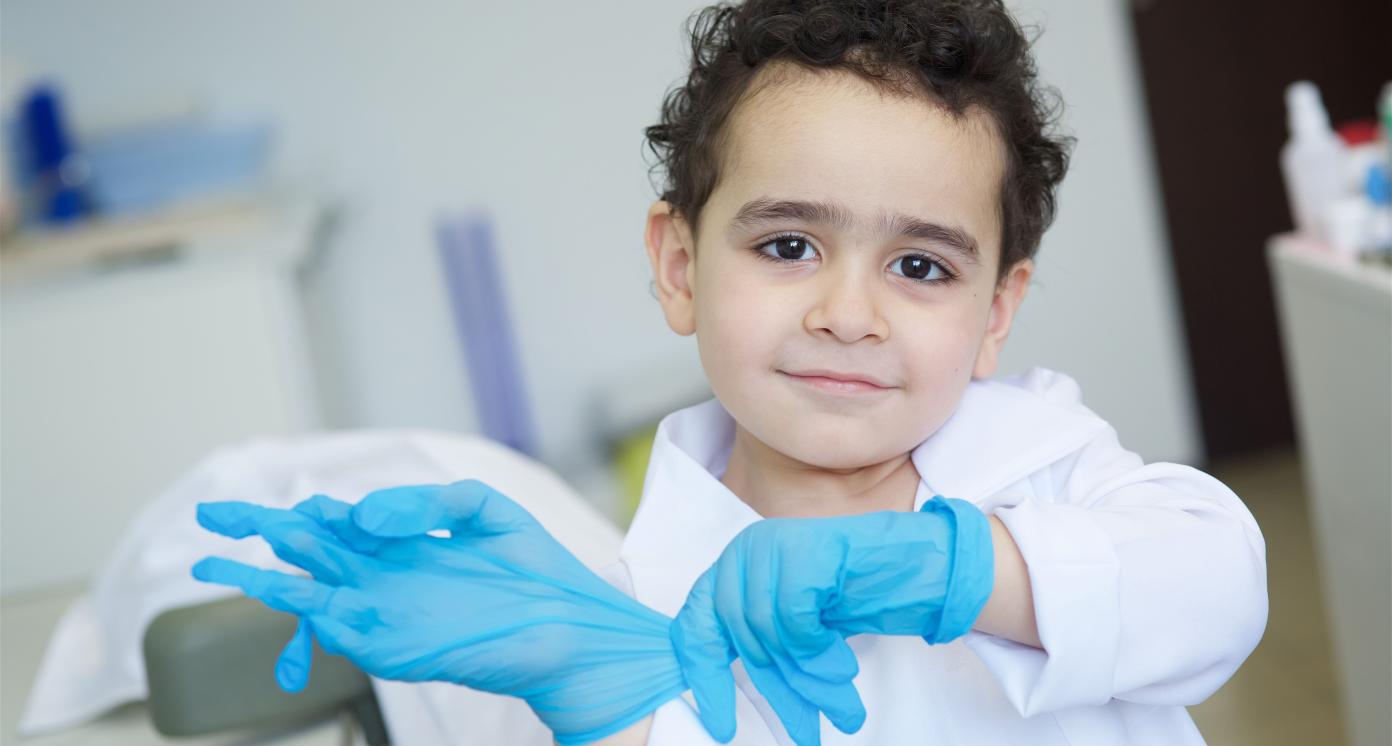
[1366,163,1391,207]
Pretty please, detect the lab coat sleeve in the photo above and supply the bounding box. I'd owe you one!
[965,423,1269,717]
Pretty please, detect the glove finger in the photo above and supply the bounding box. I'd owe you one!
[744,544,856,684]
[192,556,338,617]
[198,502,369,584]
[744,662,822,746]
[263,520,371,585]
[351,480,535,538]
[759,556,864,730]
[275,617,315,692]
[671,569,737,743]
[769,647,866,735]
[307,615,370,662]
[787,631,859,684]
[741,532,782,663]
[293,494,388,554]
[748,537,863,735]
[196,500,285,539]
[773,569,858,683]
[715,544,772,670]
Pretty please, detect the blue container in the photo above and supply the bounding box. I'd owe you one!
[20,85,91,223]
[83,121,270,216]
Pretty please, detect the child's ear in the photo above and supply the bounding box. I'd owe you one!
[644,200,698,336]
[972,258,1033,379]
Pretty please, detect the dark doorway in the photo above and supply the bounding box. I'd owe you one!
[1128,0,1390,461]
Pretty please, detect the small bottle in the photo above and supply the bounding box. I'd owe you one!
[1280,81,1347,241]
[1381,81,1392,174]
[1366,163,1392,253]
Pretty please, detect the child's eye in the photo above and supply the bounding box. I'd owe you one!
[891,254,955,284]
[750,235,956,286]
[752,234,819,263]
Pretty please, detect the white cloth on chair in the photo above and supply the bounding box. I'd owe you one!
[19,428,621,746]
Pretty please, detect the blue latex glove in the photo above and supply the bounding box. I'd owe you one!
[671,496,995,746]
[192,481,690,745]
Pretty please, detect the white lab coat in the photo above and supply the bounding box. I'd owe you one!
[21,369,1266,746]
[606,367,1268,745]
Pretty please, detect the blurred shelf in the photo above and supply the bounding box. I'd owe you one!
[0,198,272,286]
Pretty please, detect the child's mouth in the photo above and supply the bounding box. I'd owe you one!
[779,370,895,395]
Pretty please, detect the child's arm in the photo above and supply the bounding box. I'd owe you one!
[964,422,1269,717]
[666,418,1266,731]
[971,515,1042,649]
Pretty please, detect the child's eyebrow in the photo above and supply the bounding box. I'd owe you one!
[726,197,981,266]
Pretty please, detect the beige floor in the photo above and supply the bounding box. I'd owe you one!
[1188,448,1347,746]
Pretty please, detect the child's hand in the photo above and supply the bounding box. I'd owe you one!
[671,497,995,746]
[191,481,686,746]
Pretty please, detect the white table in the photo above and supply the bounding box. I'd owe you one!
[1267,234,1392,746]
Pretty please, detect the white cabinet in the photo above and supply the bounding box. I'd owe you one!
[1268,234,1391,746]
[0,201,322,595]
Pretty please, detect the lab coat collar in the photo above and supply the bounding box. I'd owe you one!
[620,398,760,616]
[909,375,1108,505]
[619,374,1107,617]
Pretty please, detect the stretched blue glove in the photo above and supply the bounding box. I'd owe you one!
[672,496,995,746]
[192,481,690,745]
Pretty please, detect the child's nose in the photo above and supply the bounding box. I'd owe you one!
[803,270,889,344]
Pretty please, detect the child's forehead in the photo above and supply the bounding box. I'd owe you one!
[712,64,1007,253]
[725,64,1004,176]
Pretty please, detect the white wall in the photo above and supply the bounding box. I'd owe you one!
[1,0,1200,480]
[1001,0,1201,463]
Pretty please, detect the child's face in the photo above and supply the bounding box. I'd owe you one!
[646,64,1033,470]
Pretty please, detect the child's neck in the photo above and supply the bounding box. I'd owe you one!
[720,423,920,518]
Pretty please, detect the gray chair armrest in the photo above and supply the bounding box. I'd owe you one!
[143,596,389,744]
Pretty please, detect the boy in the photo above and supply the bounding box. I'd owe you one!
[194,1,1268,744]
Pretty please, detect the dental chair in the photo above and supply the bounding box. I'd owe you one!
[143,596,389,744]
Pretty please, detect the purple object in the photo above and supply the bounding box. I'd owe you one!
[437,212,538,457]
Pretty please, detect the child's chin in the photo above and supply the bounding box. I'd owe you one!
[775,425,913,471]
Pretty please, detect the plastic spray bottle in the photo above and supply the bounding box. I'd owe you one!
[1280,81,1347,240]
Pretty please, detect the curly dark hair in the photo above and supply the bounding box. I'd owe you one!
[644,0,1072,282]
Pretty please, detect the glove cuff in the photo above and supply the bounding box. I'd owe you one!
[919,496,995,644]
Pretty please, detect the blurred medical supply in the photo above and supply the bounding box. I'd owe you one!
[437,212,539,458]
[18,85,91,224]
[2,79,271,236]
[1281,80,1392,259]
[1383,82,1392,168]
[82,119,270,217]
[1272,80,1392,746]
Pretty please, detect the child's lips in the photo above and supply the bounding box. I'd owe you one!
[779,370,895,395]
